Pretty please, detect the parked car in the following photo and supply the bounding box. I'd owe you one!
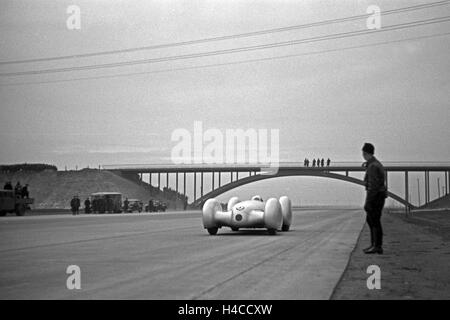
[124,199,143,213]
[145,199,167,212]
[156,201,167,212]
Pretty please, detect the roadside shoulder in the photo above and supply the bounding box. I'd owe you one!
[331,210,450,299]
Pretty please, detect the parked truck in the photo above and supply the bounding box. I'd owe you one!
[0,190,34,216]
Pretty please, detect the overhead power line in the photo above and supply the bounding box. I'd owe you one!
[2,31,449,87]
[1,15,450,77]
[0,0,449,65]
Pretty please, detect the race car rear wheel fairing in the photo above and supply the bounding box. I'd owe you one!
[279,196,292,231]
[227,197,240,212]
[207,227,219,235]
[263,198,283,232]
[202,198,222,229]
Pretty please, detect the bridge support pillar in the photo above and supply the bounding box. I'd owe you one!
[176,173,179,194]
[183,172,186,199]
[231,171,233,182]
[385,171,388,191]
[201,172,204,198]
[212,172,215,191]
[405,171,410,215]
[417,178,421,207]
[149,173,152,187]
[218,172,221,187]
[166,173,169,189]
[158,173,161,190]
[194,173,197,202]
[445,171,448,195]
[428,171,431,202]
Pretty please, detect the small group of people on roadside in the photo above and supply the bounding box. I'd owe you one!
[71,196,96,215]
[303,158,331,167]
[71,196,118,215]
[3,181,29,198]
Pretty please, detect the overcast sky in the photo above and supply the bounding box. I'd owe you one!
[0,0,449,204]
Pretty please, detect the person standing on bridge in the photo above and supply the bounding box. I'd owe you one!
[312,159,316,167]
[362,143,387,254]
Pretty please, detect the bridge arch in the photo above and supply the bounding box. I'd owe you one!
[192,171,414,208]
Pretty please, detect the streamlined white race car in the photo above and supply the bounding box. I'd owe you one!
[202,195,292,235]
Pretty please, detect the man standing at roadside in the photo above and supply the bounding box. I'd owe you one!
[21,184,29,198]
[71,196,80,215]
[362,143,387,254]
[84,198,91,214]
[14,181,22,195]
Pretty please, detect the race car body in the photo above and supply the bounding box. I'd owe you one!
[202,195,292,235]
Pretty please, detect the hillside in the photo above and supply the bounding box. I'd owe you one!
[419,193,450,210]
[0,169,186,210]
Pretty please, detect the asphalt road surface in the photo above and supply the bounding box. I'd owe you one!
[0,208,364,299]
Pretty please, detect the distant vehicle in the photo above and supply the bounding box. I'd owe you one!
[145,200,167,212]
[155,201,167,212]
[0,190,34,216]
[90,192,122,213]
[124,199,143,213]
[202,195,292,235]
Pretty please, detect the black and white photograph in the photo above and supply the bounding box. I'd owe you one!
[0,0,449,306]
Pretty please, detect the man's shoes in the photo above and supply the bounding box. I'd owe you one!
[364,246,383,254]
[363,246,374,253]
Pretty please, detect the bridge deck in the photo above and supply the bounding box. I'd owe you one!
[105,162,450,173]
